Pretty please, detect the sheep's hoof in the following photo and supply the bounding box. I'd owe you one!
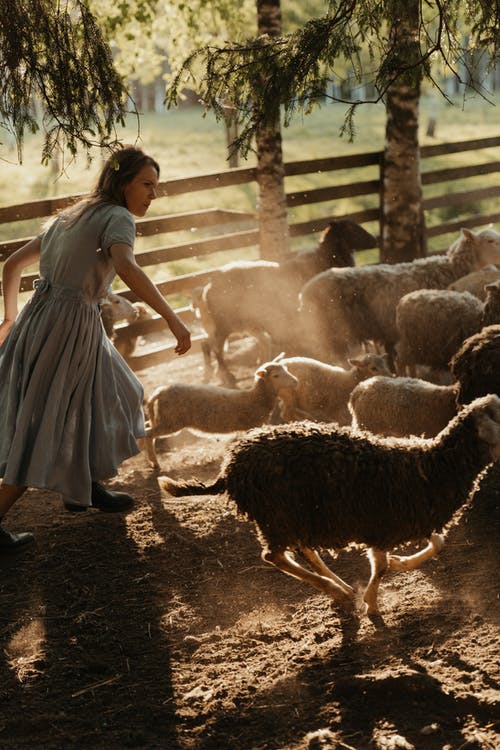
[430,532,445,554]
[388,555,410,571]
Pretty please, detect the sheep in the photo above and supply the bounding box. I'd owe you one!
[195,220,376,387]
[159,394,500,617]
[447,264,500,300]
[395,280,500,377]
[349,376,460,438]
[100,292,139,338]
[350,320,500,439]
[113,302,154,359]
[299,227,500,370]
[450,324,500,406]
[272,352,392,425]
[141,360,298,469]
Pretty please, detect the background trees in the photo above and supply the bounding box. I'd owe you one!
[166,0,500,260]
[2,1,498,261]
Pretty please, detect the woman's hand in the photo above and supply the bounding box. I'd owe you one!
[168,316,191,355]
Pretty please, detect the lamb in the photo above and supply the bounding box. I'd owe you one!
[100,292,139,338]
[159,394,500,616]
[450,324,500,406]
[195,220,376,387]
[113,302,153,359]
[447,264,500,300]
[349,376,459,438]
[142,360,298,469]
[395,280,500,377]
[299,227,500,369]
[272,352,391,425]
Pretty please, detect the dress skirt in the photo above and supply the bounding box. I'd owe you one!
[0,280,145,507]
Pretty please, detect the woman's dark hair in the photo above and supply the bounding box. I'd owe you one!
[64,146,160,224]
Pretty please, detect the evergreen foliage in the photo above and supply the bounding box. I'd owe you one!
[0,0,132,162]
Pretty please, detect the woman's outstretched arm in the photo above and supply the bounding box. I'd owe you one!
[109,242,191,355]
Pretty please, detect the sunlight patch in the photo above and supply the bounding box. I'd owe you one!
[125,505,165,551]
[6,617,47,683]
[236,604,289,636]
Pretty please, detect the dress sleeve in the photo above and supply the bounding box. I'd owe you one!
[101,207,136,254]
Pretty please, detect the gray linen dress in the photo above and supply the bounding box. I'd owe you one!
[0,203,145,507]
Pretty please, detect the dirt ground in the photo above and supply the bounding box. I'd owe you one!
[1,342,499,750]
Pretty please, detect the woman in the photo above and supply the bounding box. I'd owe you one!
[0,146,191,551]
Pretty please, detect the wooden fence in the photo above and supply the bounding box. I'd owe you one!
[1,135,500,371]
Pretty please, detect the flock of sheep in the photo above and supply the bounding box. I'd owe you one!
[103,221,500,619]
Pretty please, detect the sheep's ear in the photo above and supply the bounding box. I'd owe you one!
[273,352,285,362]
[461,228,474,240]
[348,358,362,367]
[255,367,266,378]
[485,280,500,292]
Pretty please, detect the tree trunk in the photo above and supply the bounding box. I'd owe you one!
[255,0,289,261]
[380,0,427,263]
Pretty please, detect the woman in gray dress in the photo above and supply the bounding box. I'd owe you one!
[0,146,191,552]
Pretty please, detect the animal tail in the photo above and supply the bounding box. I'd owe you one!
[158,475,226,497]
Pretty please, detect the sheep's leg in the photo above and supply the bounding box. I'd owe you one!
[299,547,354,597]
[138,434,160,470]
[262,549,355,608]
[363,548,389,615]
[213,335,237,388]
[200,340,215,383]
[388,533,444,572]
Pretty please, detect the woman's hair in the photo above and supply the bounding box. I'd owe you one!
[63,146,160,225]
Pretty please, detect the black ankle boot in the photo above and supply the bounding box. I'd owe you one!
[90,482,134,512]
[0,526,35,552]
[64,483,134,513]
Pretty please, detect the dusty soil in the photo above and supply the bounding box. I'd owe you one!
[1,342,499,750]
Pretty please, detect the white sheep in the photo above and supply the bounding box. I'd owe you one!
[159,394,500,617]
[395,280,500,377]
[349,376,459,438]
[271,352,391,425]
[447,264,500,300]
[194,220,376,386]
[142,360,298,469]
[299,227,500,369]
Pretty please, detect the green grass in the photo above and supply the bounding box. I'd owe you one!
[2,93,498,203]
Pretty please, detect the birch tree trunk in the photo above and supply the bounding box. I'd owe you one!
[256,0,290,261]
[381,0,427,263]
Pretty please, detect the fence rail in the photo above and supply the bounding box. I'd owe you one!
[1,135,500,371]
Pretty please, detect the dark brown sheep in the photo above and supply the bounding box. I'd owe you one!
[159,394,500,617]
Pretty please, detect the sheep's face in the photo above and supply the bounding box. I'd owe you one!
[466,228,500,268]
[255,363,298,393]
[103,293,139,323]
[474,394,500,459]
